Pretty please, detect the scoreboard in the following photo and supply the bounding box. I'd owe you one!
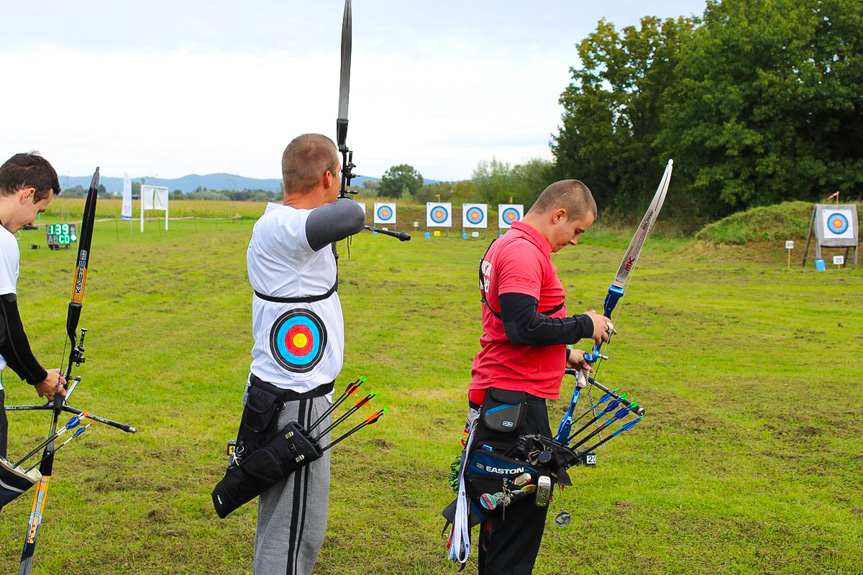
[46,223,77,250]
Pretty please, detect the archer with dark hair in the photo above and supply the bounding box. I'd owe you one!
[0,153,66,458]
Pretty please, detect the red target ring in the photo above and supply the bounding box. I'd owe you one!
[431,207,448,223]
[269,309,327,373]
[827,213,849,234]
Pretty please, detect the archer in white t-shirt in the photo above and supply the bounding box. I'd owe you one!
[0,153,67,457]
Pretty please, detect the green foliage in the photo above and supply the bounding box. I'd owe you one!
[662,0,863,218]
[554,0,863,223]
[472,157,555,207]
[380,164,424,199]
[360,179,380,198]
[412,181,454,204]
[553,16,696,214]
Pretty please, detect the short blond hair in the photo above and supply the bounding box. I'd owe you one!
[528,180,596,220]
[281,134,339,194]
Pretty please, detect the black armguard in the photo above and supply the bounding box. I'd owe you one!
[306,198,366,252]
[499,292,594,346]
[0,294,47,385]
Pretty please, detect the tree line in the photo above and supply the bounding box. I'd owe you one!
[553,0,862,223]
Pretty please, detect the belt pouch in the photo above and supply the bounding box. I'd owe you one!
[480,388,527,433]
[238,384,280,453]
[463,448,539,504]
[212,421,322,518]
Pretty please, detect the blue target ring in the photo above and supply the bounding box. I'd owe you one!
[502,207,521,225]
[466,207,484,224]
[376,205,394,222]
[269,309,327,373]
[431,206,449,224]
[827,213,849,234]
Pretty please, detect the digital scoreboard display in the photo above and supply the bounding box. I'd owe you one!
[46,223,78,250]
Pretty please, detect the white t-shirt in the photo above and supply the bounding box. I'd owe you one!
[0,225,20,374]
[247,203,343,396]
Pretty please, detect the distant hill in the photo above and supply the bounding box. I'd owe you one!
[59,173,382,194]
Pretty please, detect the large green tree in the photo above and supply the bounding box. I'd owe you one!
[379,164,423,199]
[661,0,863,217]
[553,16,696,215]
[472,158,555,207]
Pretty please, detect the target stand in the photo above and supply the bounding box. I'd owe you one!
[802,204,859,269]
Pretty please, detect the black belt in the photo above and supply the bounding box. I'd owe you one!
[249,373,334,402]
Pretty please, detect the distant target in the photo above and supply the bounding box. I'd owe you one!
[827,213,849,235]
[466,207,484,224]
[502,207,521,225]
[269,309,327,373]
[431,206,449,224]
[377,205,394,222]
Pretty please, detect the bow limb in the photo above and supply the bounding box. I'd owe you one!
[19,167,99,574]
[337,0,355,198]
[583,159,673,364]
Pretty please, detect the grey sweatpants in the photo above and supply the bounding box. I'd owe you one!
[254,395,331,575]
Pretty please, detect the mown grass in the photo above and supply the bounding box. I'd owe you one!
[0,201,860,574]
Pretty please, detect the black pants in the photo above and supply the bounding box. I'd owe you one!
[472,394,552,575]
[0,389,7,459]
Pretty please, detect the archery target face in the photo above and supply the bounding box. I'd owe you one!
[820,208,855,240]
[426,202,452,227]
[374,202,396,224]
[269,309,327,373]
[828,213,849,234]
[462,204,488,228]
[498,204,524,229]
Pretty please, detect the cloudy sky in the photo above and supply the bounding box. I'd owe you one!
[1,1,705,182]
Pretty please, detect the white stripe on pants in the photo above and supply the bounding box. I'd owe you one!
[254,395,331,575]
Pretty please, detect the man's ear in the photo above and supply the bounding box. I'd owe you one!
[552,208,568,224]
[323,170,335,188]
[19,187,36,204]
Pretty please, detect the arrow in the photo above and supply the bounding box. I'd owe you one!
[313,392,377,441]
[579,417,643,454]
[308,377,364,432]
[320,408,387,452]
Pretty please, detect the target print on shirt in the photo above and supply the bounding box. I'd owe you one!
[269,309,328,373]
[827,213,850,235]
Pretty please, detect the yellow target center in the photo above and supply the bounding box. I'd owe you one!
[293,333,309,348]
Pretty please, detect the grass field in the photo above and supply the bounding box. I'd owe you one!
[0,202,860,574]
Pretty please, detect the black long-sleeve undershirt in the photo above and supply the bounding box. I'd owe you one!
[0,293,47,385]
[498,292,594,346]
